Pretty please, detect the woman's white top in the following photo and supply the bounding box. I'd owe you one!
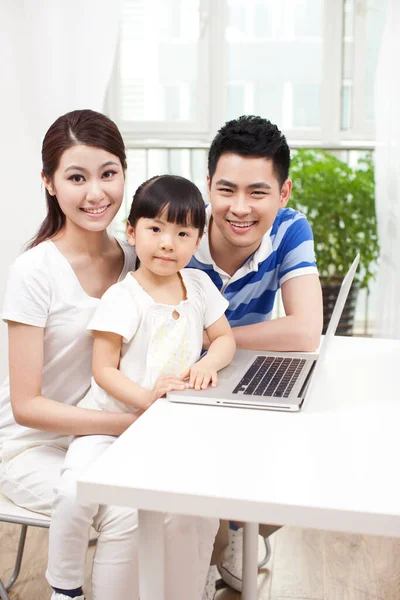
[79,269,229,414]
[0,240,136,462]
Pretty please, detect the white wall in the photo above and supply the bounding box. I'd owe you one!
[0,4,44,381]
[0,0,122,381]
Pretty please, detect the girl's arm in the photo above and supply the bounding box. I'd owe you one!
[203,315,236,370]
[182,315,236,390]
[8,322,138,436]
[92,330,186,410]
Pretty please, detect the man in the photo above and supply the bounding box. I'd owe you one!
[188,115,323,598]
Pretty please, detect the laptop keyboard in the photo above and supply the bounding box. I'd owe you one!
[232,356,306,398]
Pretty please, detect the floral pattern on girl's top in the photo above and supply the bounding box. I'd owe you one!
[150,312,192,378]
[146,302,198,387]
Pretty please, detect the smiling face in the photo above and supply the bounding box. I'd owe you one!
[126,209,201,279]
[42,144,125,234]
[208,153,292,257]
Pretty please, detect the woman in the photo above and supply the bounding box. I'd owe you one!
[0,109,216,600]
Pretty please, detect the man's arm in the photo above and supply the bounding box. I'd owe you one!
[232,274,323,352]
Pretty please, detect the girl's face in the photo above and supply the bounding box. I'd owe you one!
[42,144,125,233]
[127,209,201,277]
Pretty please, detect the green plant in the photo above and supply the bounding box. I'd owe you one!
[290,149,379,289]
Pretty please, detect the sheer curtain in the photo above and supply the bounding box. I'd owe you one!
[0,0,122,379]
[374,0,400,339]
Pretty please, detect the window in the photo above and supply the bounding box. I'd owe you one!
[225,0,323,136]
[109,1,386,336]
[108,0,388,143]
[110,0,211,139]
[341,0,387,137]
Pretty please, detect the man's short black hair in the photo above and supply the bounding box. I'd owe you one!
[208,115,290,188]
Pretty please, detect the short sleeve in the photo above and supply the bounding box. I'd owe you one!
[195,270,229,329]
[87,283,139,343]
[2,261,51,327]
[278,215,318,285]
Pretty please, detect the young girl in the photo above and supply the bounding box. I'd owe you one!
[0,110,221,600]
[48,174,236,599]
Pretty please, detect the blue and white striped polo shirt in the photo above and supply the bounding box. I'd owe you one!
[187,205,318,327]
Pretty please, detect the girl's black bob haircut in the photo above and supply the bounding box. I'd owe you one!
[127,175,206,237]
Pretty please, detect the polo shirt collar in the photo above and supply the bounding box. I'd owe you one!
[196,205,273,276]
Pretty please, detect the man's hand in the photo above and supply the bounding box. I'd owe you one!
[181,357,218,391]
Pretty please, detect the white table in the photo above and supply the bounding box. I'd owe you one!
[77,337,400,599]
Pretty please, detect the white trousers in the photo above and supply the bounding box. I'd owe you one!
[0,435,218,600]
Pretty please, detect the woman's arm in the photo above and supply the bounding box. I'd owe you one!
[8,322,138,436]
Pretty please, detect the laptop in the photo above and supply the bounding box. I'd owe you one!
[168,254,360,412]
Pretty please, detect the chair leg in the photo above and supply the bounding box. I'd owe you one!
[4,524,28,591]
[258,536,272,569]
[0,524,94,598]
[0,578,11,600]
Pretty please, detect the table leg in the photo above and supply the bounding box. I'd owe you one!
[138,509,165,600]
[242,522,259,600]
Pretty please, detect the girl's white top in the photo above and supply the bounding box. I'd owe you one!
[0,240,136,462]
[79,269,229,413]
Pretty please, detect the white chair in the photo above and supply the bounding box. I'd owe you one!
[0,491,50,599]
[0,491,96,600]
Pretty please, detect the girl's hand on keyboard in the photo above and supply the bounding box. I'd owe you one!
[181,357,218,391]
